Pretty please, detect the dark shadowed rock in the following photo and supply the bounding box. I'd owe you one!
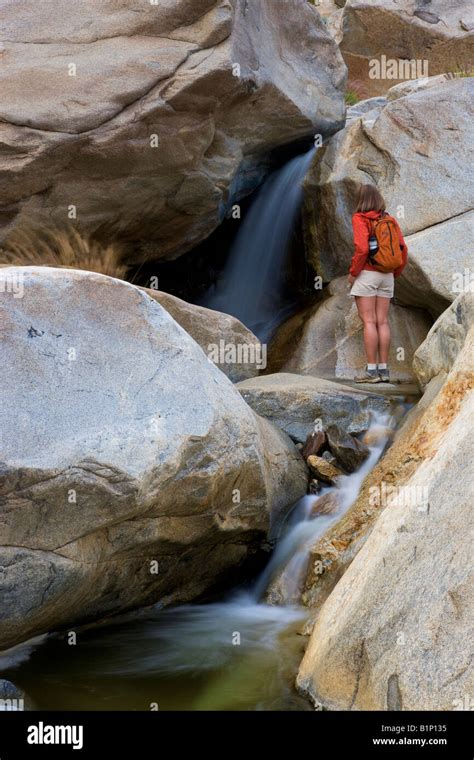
[326,425,370,472]
[301,431,327,460]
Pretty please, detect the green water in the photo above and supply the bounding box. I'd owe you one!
[1,597,311,711]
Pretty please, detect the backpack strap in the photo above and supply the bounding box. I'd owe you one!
[367,217,377,265]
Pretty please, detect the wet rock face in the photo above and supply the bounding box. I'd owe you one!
[0,0,346,263]
[0,266,308,650]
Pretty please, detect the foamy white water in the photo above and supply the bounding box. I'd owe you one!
[90,595,305,676]
[253,412,394,603]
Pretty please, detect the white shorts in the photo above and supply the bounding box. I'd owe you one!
[350,269,394,298]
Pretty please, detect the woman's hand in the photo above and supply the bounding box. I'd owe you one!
[348,274,355,286]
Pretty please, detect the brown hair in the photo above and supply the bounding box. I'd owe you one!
[355,184,386,213]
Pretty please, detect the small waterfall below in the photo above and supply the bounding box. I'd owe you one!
[2,413,396,711]
[202,148,316,342]
[253,417,391,605]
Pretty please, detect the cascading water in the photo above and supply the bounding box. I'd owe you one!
[253,416,392,605]
[202,148,316,342]
[1,413,396,711]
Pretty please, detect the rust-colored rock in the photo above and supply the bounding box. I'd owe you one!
[301,431,327,460]
[307,455,344,485]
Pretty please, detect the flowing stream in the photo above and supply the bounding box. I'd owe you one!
[0,413,397,711]
[201,148,316,342]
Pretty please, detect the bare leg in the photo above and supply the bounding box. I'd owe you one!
[355,296,378,364]
[376,296,391,364]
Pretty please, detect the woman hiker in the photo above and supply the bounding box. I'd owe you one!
[348,184,408,384]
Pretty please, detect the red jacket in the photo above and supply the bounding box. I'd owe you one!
[349,210,408,278]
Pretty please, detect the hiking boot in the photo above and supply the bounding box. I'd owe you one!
[354,367,381,384]
[378,367,390,383]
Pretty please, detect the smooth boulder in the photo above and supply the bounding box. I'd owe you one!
[0,267,307,650]
[0,0,346,262]
[413,290,474,390]
[396,211,474,316]
[143,287,262,382]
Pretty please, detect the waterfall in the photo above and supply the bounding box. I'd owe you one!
[252,414,392,604]
[202,148,316,342]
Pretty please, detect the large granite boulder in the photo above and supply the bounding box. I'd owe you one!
[303,77,474,316]
[340,0,474,96]
[395,211,474,317]
[143,287,262,382]
[297,292,474,710]
[413,289,474,389]
[0,267,307,650]
[0,0,346,262]
[268,278,432,384]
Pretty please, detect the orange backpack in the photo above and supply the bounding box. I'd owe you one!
[369,213,404,273]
